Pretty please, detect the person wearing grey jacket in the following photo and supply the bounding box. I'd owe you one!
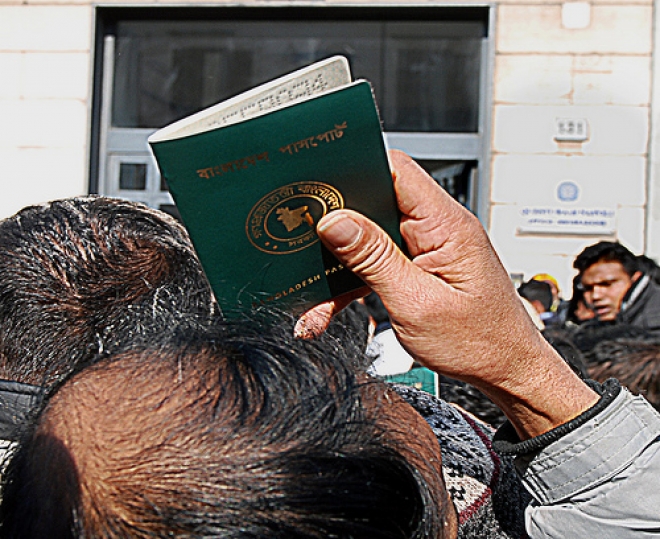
[301,150,660,538]
[574,240,660,335]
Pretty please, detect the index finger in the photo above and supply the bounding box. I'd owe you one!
[294,286,370,339]
[388,150,469,259]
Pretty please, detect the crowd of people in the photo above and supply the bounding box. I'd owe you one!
[513,239,660,413]
[0,150,658,538]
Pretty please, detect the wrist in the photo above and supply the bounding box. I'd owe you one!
[492,379,621,455]
[473,341,600,440]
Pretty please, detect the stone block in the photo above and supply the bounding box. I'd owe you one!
[572,55,651,106]
[0,147,87,220]
[616,206,645,253]
[491,154,646,206]
[23,52,90,100]
[497,4,652,55]
[0,53,21,99]
[495,54,573,105]
[496,0,651,5]
[495,54,651,107]
[0,99,88,148]
[493,104,649,155]
[0,5,92,51]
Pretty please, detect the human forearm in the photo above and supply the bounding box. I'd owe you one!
[474,337,599,439]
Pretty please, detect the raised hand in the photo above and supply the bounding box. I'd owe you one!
[298,150,598,438]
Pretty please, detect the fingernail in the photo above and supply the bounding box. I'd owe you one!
[294,304,333,339]
[318,214,361,248]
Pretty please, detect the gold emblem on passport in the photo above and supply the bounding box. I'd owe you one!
[246,181,344,254]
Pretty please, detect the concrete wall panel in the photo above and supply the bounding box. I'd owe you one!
[0,6,92,51]
[0,147,87,219]
[493,104,649,155]
[491,154,646,206]
[497,4,652,55]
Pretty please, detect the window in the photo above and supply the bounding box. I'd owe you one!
[94,6,491,215]
[112,19,484,133]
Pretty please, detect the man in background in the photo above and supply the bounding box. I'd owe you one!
[573,241,660,335]
[531,273,568,326]
[517,279,553,330]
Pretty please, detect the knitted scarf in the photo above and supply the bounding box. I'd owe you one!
[392,384,531,539]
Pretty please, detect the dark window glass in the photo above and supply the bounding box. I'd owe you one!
[119,163,147,190]
[159,204,182,222]
[112,19,483,132]
[415,159,477,209]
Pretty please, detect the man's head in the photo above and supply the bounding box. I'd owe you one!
[0,320,455,538]
[518,280,553,315]
[0,196,216,387]
[573,241,641,322]
[531,273,561,306]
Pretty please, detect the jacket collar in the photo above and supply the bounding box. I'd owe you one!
[620,273,650,316]
[0,379,42,441]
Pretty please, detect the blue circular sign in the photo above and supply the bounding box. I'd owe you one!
[557,181,579,202]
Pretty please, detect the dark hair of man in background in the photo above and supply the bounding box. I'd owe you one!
[363,292,391,326]
[637,255,660,285]
[573,241,639,276]
[0,319,449,539]
[0,197,217,388]
[586,338,660,411]
[517,280,553,313]
[569,240,660,340]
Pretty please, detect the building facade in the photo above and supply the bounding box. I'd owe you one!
[0,0,656,293]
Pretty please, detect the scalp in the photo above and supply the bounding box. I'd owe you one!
[0,197,215,386]
[1,322,448,538]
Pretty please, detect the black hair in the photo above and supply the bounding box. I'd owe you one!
[0,315,448,539]
[586,338,660,410]
[573,241,639,277]
[637,255,660,285]
[0,196,216,387]
[363,292,390,326]
[438,377,506,427]
[567,323,653,355]
[518,280,553,312]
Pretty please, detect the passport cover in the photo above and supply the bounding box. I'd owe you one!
[149,61,401,319]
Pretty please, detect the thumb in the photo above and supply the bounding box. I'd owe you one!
[317,209,423,304]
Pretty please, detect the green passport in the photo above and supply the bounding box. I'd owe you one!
[148,56,402,319]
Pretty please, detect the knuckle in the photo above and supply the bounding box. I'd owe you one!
[342,231,398,279]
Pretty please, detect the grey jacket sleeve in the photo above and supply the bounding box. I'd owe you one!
[493,379,660,538]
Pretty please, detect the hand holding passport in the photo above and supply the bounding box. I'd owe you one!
[149,56,401,319]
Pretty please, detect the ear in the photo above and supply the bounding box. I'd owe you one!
[531,300,546,315]
[632,270,643,283]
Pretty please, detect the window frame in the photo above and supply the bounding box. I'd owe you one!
[91,4,494,223]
